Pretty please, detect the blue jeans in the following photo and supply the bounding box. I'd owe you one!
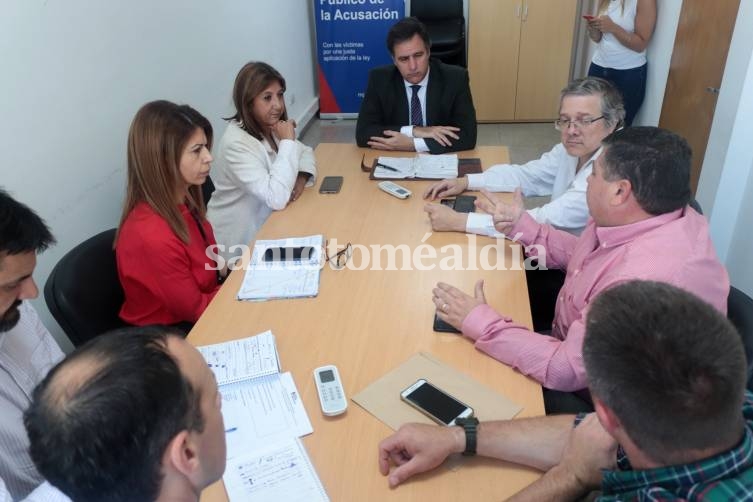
[588,62,647,126]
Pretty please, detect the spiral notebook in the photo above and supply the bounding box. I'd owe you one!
[197,330,281,385]
[198,332,326,501]
[197,332,313,454]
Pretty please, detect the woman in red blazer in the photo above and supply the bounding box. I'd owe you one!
[115,100,223,329]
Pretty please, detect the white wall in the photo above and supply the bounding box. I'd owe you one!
[0,1,318,352]
[698,0,753,297]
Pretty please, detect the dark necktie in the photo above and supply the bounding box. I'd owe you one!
[410,84,423,127]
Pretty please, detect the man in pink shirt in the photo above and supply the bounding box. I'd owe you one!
[432,127,729,408]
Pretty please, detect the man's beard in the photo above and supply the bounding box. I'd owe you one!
[0,300,22,332]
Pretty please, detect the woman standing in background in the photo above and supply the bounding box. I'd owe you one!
[586,0,656,125]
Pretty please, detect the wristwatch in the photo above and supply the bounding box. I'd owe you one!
[455,416,480,456]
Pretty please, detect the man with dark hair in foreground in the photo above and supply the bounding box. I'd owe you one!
[380,281,753,500]
[0,188,70,501]
[24,327,226,502]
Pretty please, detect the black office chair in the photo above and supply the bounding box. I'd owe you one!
[44,228,128,347]
[728,286,753,391]
[411,0,466,67]
[689,198,703,214]
[201,175,216,206]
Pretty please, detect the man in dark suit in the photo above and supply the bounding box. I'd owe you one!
[356,17,477,154]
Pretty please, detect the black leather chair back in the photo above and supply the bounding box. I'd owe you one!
[689,198,703,214]
[201,175,216,206]
[728,286,753,391]
[411,0,466,67]
[44,228,127,347]
[411,0,462,20]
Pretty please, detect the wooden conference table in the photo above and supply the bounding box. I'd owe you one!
[191,143,544,501]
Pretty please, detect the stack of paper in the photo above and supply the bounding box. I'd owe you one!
[223,437,329,502]
[237,235,324,301]
[374,154,459,179]
[198,332,329,502]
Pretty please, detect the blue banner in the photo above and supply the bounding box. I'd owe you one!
[315,0,405,117]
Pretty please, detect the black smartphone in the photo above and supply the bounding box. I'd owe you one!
[440,198,455,208]
[453,195,477,213]
[433,313,461,333]
[400,379,474,426]
[319,176,343,194]
[262,246,316,262]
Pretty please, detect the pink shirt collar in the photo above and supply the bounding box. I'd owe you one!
[594,208,684,249]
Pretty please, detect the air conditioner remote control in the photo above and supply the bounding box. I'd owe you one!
[378,181,412,199]
[313,365,347,416]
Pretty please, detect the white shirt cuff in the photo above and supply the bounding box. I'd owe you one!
[466,212,501,237]
[466,173,485,190]
[400,125,414,137]
[414,138,429,152]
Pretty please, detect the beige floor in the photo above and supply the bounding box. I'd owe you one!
[301,119,560,165]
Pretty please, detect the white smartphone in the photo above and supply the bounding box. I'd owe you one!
[400,379,474,426]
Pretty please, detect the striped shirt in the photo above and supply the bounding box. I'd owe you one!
[595,391,753,501]
[0,479,70,502]
[0,302,63,500]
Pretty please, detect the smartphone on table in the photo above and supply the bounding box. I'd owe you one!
[439,195,476,213]
[433,313,461,334]
[262,246,316,262]
[319,176,343,194]
[400,379,474,426]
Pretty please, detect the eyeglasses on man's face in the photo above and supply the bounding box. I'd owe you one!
[554,116,605,131]
[325,241,352,270]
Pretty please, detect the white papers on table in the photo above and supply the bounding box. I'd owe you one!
[221,372,313,460]
[197,333,312,459]
[197,332,325,500]
[198,330,280,385]
[237,235,324,301]
[373,154,459,179]
[223,437,329,502]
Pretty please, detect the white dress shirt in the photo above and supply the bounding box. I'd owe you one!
[399,69,430,153]
[0,302,64,501]
[465,143,600,236]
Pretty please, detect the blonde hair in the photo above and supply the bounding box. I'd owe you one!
[117,100,213,244]
[597,0,625,15]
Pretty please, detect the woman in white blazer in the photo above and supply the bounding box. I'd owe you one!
[207,62,317,265]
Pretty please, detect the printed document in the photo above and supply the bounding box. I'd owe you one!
[237,235,324,301]
[223,437,329,502]
[197,333,313,459]
[198,333,327,501]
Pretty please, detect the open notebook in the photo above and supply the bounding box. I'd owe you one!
[198,331,329,501]
[237,235,324,301]
[373,154,459,179]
